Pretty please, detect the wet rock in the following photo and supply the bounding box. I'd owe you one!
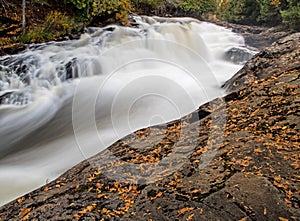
[0,43,26,56]
[223,33,300,93]
[224,47,256,64]
[206,20,293,50]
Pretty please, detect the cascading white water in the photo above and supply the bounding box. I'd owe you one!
[0,16,255,206]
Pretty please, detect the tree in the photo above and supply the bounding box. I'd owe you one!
[281,0,300,30]
[174,0,217,14]
[256,0,282,25]
[218,0,260,25]
[22,0,26,34]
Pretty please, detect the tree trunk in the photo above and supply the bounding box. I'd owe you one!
[22,0,26,34]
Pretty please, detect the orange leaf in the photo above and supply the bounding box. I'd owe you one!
[156,192,163,198]
[17,197,26,203]
[96,183,103,189]
[254,148,263,153]
[278,217,289,221]
[291,162,300,169]
[115,13,122,20]
[73,214,80,219]
[18,208,31,216]
[186,213,195,221]
[178,207,194,215]
[21,213,30,221]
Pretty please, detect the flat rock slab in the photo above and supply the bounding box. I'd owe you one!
[125,173,294,220]
[0,35,299,220]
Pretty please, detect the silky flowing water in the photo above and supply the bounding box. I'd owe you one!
[0,16,255,206]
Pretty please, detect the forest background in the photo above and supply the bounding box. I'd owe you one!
[0,0,299,47]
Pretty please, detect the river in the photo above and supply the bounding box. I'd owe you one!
[0,16,256,206]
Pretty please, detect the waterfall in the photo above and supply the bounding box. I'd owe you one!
[0,16,255,206]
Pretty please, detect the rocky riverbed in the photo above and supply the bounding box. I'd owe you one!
[0,32,299,220]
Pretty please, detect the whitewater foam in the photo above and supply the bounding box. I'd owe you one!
[0,16,255,206]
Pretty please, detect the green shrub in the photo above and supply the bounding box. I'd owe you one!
[19,11,75,43]
[44,11,76,35]
[19,28,54,43]
[91,0,132,23]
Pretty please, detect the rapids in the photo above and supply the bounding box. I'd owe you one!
[0,16,255,206]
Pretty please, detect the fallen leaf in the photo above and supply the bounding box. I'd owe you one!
[18,208,31,216]
[254,148,263,153]
[178,207,194,215]
[278,217,288,221]
[186,213,195,221]
[198,208,204,214]
[290,162,300,169]
[96,183,103,189]
[73,214,80,219]
[156,192,163,198]
[21,213,30,221]
[87,176,95,182]
[191,189,201,194]
[17,197,26,204]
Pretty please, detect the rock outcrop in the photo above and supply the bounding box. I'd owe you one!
[223,33,300,93]
[0,34,299,220]
[207,20,294,50]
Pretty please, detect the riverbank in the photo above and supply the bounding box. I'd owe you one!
[0,0,295,56]
[0,31,299,220]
